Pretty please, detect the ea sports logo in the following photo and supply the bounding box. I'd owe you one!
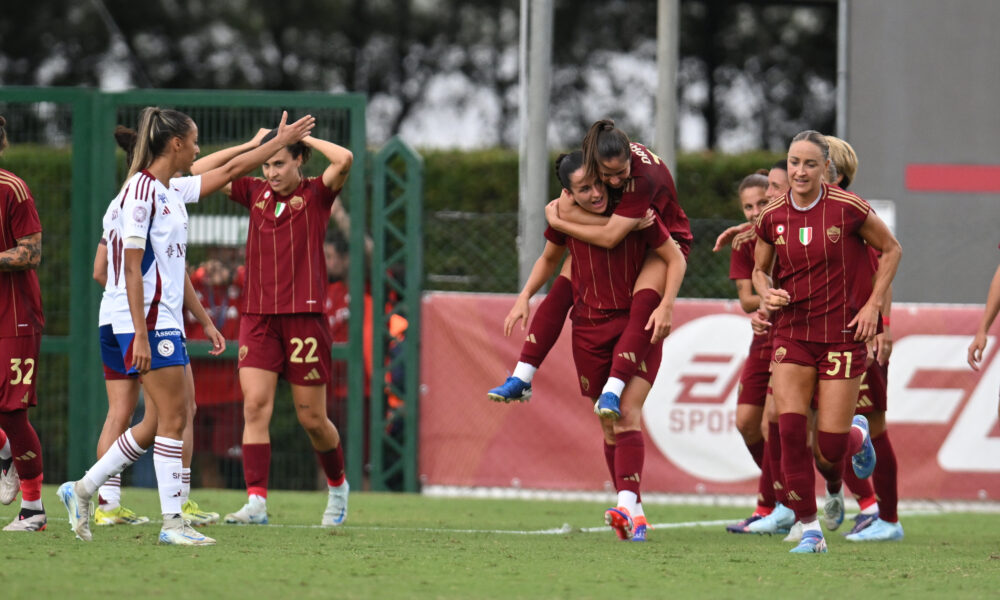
[643,314,760,483]
[157,339,175,357]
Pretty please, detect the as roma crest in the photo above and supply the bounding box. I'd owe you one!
[826,225,841,243]
[289,196,305,210]
[774,346,787,363]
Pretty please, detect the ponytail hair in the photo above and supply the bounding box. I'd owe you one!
[554,150,584,189]
[125,107,194,183]
[0,116,8,155]
[582,119,630,179]
[824,135,858,189]
[114,125,138,168]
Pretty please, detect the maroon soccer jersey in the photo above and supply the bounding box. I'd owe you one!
[0,169,43,337]
[755,183,873,343]
[611,143,693,253]
[545,218,669,321]
[230,176,338,315]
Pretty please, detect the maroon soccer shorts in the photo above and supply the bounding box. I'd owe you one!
[0,334,40,411]
[854,360,888,414]
[738,353,771,407]
[571,314,662,397]
[771,337,867,381]
[238,314,332,386]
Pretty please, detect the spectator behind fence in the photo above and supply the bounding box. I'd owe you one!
[187,255,244,489]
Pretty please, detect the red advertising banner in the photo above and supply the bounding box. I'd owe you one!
[420,293,1000,500]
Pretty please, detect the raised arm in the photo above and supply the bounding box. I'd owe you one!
[303,135,354,192]
[0,232,41,272]
[190,128,269,175]
[968,263,1000,371]
[850,212,902,343]
[198,111,315,197]
[503,241,567,337]
[545,203,639,249]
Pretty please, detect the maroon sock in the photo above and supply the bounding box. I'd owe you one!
[872,432,899,522]
[518,275,573,367]
[0,410,43,481]
[242,443,271,498]
[767,422,785,502]
[609,289,661,381]
[316,444,346,487]
[779,413,816,522]
[614,431,644,496]
[746,439,765,469]
[847,424,865,455]
[757,439,776,510]
[603,440,616,486]
[841,458,876,506]
[816,430,848,493]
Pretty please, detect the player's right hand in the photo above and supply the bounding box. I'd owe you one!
[968,331,988,371]
[275,111,316,145]
[503,297,531,337]
[132,335,152,375]
[762,288,790,312]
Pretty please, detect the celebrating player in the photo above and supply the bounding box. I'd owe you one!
[751,130,901,553]
[968,248,1000,423]
[59,107,315,545]
[221,129,354,527]
[0,115,47,532]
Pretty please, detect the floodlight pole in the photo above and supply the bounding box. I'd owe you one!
[835,0,849,139]
[517,0,553,288]
[655,0,679,173]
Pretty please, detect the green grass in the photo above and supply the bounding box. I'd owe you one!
[4,487,999,599]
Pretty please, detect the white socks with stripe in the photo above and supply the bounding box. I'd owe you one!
[98,475,122,509]
[153,436,184,516]
[80,429,146,499]
[181,467,191,507]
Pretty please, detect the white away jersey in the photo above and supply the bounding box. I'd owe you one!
[102,171,201,333]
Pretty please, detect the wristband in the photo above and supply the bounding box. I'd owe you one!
[882,316,890,327]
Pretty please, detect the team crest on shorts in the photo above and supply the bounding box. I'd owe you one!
[289,196,304,210]
[826,225,842,243]
[239,345,249,361]
[774,346,787,363]
[580,376,590,392]
[157,339,175,357]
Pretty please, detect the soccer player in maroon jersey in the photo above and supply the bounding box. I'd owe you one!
[751,130,901,553]
[221,129,354,527]
[505,151,686,541]
[968,248,1000,423]
[821,135,903,542]
[0,115,47,532]
[721,172,788,534]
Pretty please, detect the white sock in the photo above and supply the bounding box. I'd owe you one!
[512,362,537,383]
[860,504,879,515]
[81,429,146,498]
[21,498,42,511]
[801,519,821,533]
[632,502,645,519]
[99,475,122,509]
[153,436,184,517]
[601,377,626,398]
[249,494,267,507]
[0,436,11,460]
[616,490,638,515]
[181,467,191,506]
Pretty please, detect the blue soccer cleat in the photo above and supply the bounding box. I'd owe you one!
[789,529,828,554]
[747,502,795,535]
[487,376,532,403]
[851,415,877,479]
[845,518,903,542]
[594,391,621,420]
[844,511,879,536]
[726,513,764,534]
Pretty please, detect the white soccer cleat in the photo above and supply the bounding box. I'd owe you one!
[0,461,19,505]
[823,489,845,531]
[783,520,804,542]
[322,480,349,526]
[3,508,46,531]
[57,481,92,541]
[159,515,216,546]
[224,496,268,525]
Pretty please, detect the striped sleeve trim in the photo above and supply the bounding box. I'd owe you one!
[0,172,29,202]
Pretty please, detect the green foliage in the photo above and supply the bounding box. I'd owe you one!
[7,489,998,599]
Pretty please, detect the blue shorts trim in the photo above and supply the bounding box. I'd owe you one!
[115,328,189,375]
[99,324,133,377]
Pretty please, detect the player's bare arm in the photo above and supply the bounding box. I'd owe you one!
[968,263,1000,371]
[849,211,902,343]
[303,135,354,192]
[190,128,270,176]
[93,239,108,287]
[504,241,567,337]
[734,278,761,313]
[545,204,639,249]
[646,236,687,343]
[0,232,41,271]
[751,234,787,313]
[182,271,225,356]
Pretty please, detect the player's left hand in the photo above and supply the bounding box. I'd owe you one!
[646,304,673,343]
[205,325,226,356]
[848,303,880,343]
[544,199,561,225]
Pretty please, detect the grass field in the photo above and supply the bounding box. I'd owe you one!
[4,486,998,599]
